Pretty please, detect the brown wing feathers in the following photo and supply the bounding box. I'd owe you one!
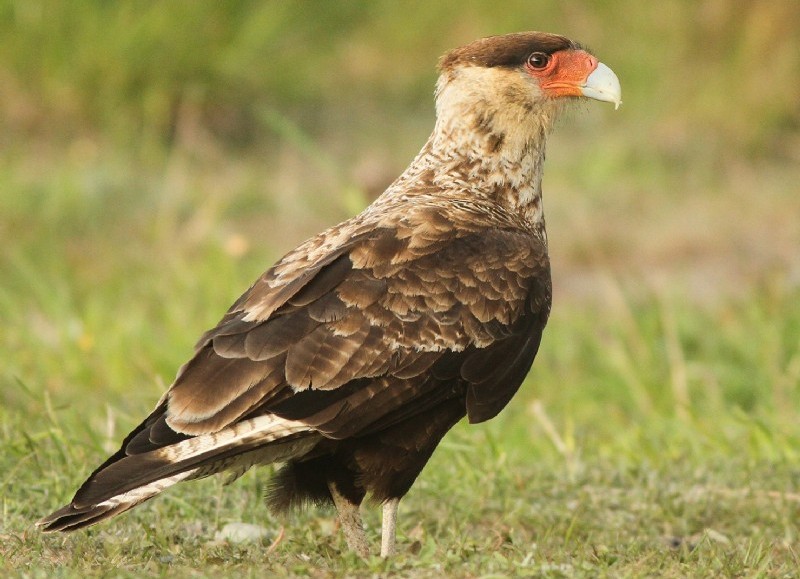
[39,208,550,532]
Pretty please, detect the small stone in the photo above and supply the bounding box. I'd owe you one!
[704,528,731,545]
[214,522,270,544]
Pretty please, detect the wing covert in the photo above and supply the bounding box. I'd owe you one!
[148,217,551,444]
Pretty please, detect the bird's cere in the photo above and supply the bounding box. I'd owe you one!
[581,62,622,109]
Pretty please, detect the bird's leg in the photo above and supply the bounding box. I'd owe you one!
[380,497,400,557]
[328,480,369,558]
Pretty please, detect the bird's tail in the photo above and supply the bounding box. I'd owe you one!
[37,414,319,532]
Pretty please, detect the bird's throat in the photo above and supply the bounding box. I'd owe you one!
[413,119,548,228]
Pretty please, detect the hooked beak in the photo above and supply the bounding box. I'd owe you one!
[580,62,622,109]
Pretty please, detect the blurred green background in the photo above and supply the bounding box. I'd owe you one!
[2,1,800,574]
[2,0,797,409]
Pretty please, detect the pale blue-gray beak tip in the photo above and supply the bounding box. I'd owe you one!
[581,62,622,109]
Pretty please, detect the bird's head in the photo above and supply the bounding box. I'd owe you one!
[434,32,621,153]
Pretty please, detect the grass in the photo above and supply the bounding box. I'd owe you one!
[4,225,800,576]
[2,2,800,577]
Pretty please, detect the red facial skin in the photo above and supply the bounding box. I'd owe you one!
[526,49,599,98]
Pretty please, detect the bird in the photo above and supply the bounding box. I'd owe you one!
[37,31,621,558]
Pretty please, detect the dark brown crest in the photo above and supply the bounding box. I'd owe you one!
[439,31,580,71]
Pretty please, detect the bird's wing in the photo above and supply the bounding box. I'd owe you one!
[160,205,551,438]
[62,206,550,508]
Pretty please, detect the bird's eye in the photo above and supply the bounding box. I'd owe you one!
[527,52,550,69]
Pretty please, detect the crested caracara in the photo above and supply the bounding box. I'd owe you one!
[38,31,621,557]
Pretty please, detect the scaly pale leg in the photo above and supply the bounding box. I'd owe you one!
[328,480,369,558]
[380,497,400,557]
